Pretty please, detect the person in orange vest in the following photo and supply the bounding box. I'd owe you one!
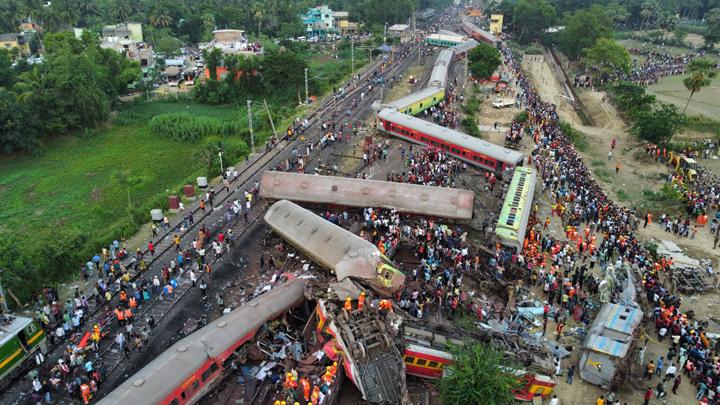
[310,386,320,405]
[119,290,128,304]
[80,382,92,404]
[124,308,133,323]
[357,291,366,311]
[344,296,352,312]
[129,296,137,309]
[114,307,125,326]
[300,377,311,402]
[379,299,392,319]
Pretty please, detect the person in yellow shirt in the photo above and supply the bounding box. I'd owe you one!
[596,395,604,405]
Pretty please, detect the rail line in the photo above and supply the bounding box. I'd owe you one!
[3,40,423,405]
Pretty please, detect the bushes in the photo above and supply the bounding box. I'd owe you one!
[149,113,242,141]
[514,111,529,123]
[559,121,588,151]
[461,117,482,138]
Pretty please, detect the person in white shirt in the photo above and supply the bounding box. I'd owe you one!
[549,394,559,405]
[665,364,677,381]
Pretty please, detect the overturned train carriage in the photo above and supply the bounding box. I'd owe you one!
[97,279,308,405]
[264,200,405,296]
[260,172,474,220]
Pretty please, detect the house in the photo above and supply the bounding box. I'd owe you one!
[0,33,30,56]
[302,5,335,38]
[102,23,143,42]
[333,11,358,36]
[199,29,262,55]
[19,19,42,33]
[388,24,411,42]
[490,14,503,34]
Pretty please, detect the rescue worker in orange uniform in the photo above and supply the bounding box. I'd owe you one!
[300,377,311,402]
[119,290,128,304]
[344,296,352,311]
[379,299,392,318]
[114,307,125,326]
[310,386,320,405]
[129,296,137,309]
[124,308,133,323]
[80,382,92,404]
[357,291,366,310]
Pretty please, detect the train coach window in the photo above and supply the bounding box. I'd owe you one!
[428,361,439,369]
[180,391,187,400]
[201,363,220,381]
[416,359,427,367]
[170,400,180,405]
[404,356,416,364]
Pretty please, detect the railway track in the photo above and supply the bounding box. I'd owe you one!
[3,40,424,405]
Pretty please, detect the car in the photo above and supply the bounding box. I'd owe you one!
[296,36,307,42]
[308,36,319,43]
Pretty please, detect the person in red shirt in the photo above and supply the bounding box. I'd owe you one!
[644,387,652,405]
[148,241,155,256]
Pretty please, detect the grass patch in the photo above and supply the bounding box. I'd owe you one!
[683,114,720,135]
[591,159,606,168]
[594,167,612,181]
[560,121,589,152]
[616,189,630,202]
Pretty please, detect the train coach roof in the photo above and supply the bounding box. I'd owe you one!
[387,87,443,111]
[451,39,479,54]
[97,341,209,405]
[378,108,524,164]
[259,171,474,220]
[0,316,34,346]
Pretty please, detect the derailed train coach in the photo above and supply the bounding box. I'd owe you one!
[264,200,405,296]
[259,171,474,220]
[97,279,308,405]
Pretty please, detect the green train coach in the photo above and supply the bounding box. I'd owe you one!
[0,315,47,385]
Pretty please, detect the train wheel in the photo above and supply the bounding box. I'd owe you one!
[355,342,367,360]
[382,334,392,349]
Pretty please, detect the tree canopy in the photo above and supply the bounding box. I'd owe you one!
[438,343,522,405]
[583,38,632,81]
[467,42,502,80]
[0,31,140,154]
[631,103,688,144]
[512,0,556,44]
[560,5,613,60]
[682,58,718,112]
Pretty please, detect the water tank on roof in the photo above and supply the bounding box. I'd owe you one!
[197,177,208,188]
[150,209,163,222]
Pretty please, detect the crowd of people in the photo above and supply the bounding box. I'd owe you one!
[498,41,720,402]
[626,48,702,86]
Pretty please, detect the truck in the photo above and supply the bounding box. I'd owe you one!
[492,98,515,108]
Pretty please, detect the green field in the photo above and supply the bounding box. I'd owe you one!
[647,75,720,118]
[0,100,257,299]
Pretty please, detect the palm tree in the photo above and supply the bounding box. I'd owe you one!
[112,0,131,22]
[13,66,43,102]
[149,13,173,28]
[1,0,23,32]
[640,1,658,29]
[253,2,264,39]
[682,58,717,113]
